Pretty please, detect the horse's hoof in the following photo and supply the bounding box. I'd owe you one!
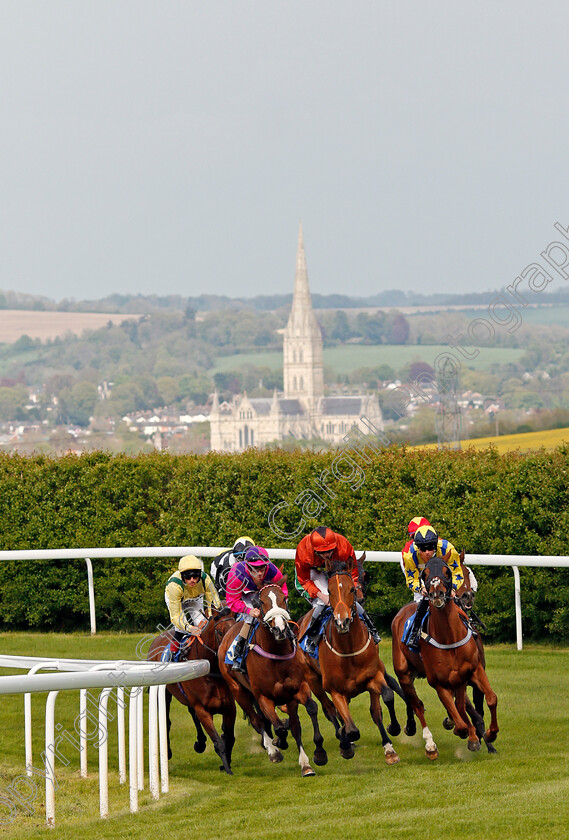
[385,750,400,765]
[404,723,417,737]
[486,742,498,755]
[485,729,498,744]
[340,745,355,759]
[301,765,316,777]
[269,750,284,763]
[426,748,439,761]
[194,740,207,754]
[273,736,289,750]
[467,738,481,752]
[387,723,401,737]
[219,765,233,774]
[313,748,328,766]
[442,717,453,731]
[348,729,361,742]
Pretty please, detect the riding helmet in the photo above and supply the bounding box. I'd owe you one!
[413,525,438,552]
[244,545,270,566]
[178,555,203,573]
[407,516,431,536]
[233,536,254,558]
[310,526,337,553]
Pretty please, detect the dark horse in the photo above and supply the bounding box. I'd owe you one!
[147,608,236,774]
[391,554,498,760]
[218,582,329,777]
[298,560,400,766]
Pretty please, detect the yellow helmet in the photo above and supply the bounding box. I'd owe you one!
[178,555,203,574]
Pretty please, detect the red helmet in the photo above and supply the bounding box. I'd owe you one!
[407,517,431,536]
[310,527,337,553]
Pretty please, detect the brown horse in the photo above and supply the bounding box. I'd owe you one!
[391,554,498,760]
[147,607,237,774]
[298,562,400,766]
[218,582,329,777]
[441,561,497,753]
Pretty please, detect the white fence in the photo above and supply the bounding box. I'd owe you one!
[0,656,209,827]
[1,545,568,650]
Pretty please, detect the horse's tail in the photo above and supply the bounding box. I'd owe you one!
[384,671,406,702]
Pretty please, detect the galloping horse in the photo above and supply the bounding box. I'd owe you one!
[391,554,498,760]
[218,582,328,777]
[298,560,400,766]
[451,563,487,712]
[147,607,236,774]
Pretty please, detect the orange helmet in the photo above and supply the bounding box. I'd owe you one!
[310,526,337,553]
[407,517,431,536]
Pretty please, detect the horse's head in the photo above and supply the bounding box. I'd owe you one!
[327,569,356,634]
[455,551,475,610]
[258,583,290,641]
[422,554,453,609]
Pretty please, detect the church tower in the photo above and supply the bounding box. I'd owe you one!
[283,223,324,414]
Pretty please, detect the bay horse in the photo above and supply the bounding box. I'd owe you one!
[218,582,329,777]
[443,561,495,752]
[147,607,237,774]
[391,554,498,760]
[298,561,400,766]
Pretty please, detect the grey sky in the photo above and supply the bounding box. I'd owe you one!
[1,1,568,303]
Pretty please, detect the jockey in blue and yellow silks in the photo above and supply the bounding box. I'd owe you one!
[401,524,465,648]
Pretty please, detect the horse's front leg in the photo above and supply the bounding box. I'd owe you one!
[329,689,360,754]
[256,694,289,752]
[434,685,479,749]
[191,701,234,774]
[287,697,316,778]
[301,694,328,767]
[470,664,499,745]
[368,678,399,765]
[396,669,438,758]
[187,705,207,754]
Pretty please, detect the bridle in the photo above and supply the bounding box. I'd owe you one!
[423,559,453,609]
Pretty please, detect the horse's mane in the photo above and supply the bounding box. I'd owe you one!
[325,557,353,576]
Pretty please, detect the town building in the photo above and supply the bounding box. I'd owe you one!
[209,224,383,451]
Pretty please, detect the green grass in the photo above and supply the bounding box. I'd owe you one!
[1,633,568,839]
[211,344,525,375]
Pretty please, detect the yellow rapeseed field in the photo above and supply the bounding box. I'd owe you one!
[416,426,569,453]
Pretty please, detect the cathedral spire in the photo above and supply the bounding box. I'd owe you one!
[283,223,324,408]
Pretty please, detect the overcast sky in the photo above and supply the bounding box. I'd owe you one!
[1,1,568,303]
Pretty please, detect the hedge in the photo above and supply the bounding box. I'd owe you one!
[1,445,569,640]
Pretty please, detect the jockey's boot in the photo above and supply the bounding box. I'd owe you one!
[231,635,248,674]
[303,614,322,655]
[161,638,179,663]
[360,609,381,644]
[407,598,429,648]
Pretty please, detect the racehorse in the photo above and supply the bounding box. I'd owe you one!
[218,581,329,777]
[391,553,498,760]
[298,560,400,766]
[147,607,237,774]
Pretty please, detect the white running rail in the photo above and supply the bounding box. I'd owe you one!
[1,545,568,649]
[0,657,209,827]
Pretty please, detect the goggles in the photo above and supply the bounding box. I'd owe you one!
[182,570,201,580]
[417,542,437,552]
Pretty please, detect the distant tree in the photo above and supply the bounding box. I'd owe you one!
[59,381,99,426]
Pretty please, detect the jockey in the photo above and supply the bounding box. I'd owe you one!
[210,535,255,598]
[402,524,466,648]
[164,555,221,661]
[295,526,381,654]
[225,545,288,674]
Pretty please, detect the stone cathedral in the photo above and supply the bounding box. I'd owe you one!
[209,225,383,452]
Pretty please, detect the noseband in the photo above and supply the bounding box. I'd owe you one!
[424,559,453,609]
